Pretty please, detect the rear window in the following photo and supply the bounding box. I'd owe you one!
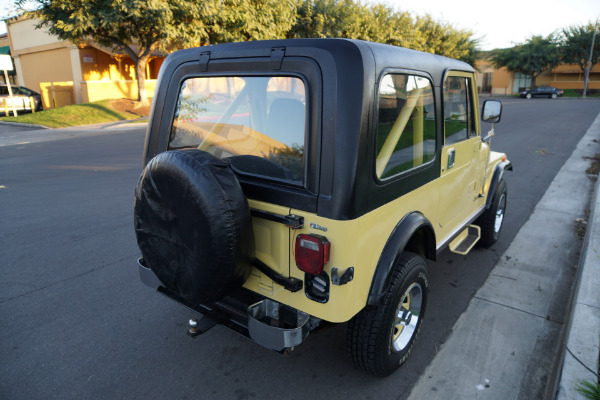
[169,76,306,184]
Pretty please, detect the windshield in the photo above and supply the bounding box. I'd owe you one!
[170,76,306,184]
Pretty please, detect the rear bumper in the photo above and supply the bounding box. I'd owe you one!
[137,258,316,352]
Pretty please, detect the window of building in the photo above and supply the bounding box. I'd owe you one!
[482,72,492,93]
[375,73,436,179]
[513,72,532,92]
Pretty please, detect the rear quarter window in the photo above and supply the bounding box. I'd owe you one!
[375,73,436,180]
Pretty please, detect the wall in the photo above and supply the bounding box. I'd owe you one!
[19,47,74,108]
[7,15,163,108]
[9,17,61,51]
[475,60,513,95]
[7,15,75,104]
[79,47,136,81]
[39,81,75,108]
[546,64,600,90]
[80,80,157,102]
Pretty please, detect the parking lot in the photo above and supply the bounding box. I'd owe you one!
[1,97,600,399]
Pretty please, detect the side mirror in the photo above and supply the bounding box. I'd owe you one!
[481,100,502,123]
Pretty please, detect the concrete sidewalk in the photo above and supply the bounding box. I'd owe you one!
[408,112,600,399]
[557,113,600,397]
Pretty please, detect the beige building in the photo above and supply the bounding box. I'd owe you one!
[476,58,600,96]
[5,15,164,108]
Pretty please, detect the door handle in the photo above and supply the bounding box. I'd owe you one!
[447,149,456,169]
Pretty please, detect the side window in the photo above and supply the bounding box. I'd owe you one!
[169,76,306,184]
[443,76,475,145]
[376,73,436,179]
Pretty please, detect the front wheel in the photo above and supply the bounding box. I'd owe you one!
[347,253,428,377]
[477,178,507,247]
[526,93,532,99]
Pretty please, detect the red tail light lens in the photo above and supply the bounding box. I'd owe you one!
[295,234,330,275]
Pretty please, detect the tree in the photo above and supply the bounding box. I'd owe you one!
[203,0,297,45]
[561,22,600,73]
[413,14,479,65]
[288,0,479,64]
[19,0,296,104]
[20,0,212,104]
[492,34,561,88]
[288,0,359,39]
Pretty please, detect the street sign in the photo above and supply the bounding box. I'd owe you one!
[0,54,13,71]
[0,54,17,116]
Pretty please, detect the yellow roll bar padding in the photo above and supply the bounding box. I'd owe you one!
[376,87,423,178]
[413,94,423,167]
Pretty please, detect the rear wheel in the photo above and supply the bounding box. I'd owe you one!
[551,93,557,99]
[347,253,428,377]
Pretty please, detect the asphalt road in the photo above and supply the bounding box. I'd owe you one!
[1,97,600,399]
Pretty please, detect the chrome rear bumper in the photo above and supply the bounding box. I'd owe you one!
[137,258,316,352]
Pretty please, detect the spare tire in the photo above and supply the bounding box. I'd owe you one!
[134,149,255,304]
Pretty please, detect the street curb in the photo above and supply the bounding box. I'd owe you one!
[0,117,148,131]
[0,121,50,129]
[555,112,600,399]
[550,178,598,399]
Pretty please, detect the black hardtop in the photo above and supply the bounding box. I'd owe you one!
[162,38,473,86]
[359,40,474,85]
[146,38,476,221]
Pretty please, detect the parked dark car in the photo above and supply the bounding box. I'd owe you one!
[0,85,44,115]
[520,86,563,99]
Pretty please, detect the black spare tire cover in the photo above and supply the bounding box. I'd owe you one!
[134,149,255,303]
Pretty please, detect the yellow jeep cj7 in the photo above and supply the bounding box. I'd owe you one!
[134,38,511,377]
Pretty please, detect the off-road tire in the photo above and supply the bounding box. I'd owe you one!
[347,252,428,377]
[477,178,507,247]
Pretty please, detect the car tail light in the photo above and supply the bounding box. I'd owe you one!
[295,234,330,275]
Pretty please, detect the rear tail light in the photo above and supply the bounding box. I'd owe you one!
[295,234,330,275]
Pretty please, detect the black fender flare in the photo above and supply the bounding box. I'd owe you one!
[367,212,436,306]
[486,160,513,209]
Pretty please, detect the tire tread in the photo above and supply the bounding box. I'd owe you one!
[347,253,427,377]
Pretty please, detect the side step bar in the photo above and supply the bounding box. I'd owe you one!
[449,225,481,255]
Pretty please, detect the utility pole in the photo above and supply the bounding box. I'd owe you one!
[583,20,598,98]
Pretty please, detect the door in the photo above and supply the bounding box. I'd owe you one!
[438,73,486,229]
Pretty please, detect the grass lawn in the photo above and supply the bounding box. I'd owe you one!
[0,99,150,128]
[562,89,600,98]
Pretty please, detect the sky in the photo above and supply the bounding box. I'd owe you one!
[373,0,600,50]
[0,0,599,50]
